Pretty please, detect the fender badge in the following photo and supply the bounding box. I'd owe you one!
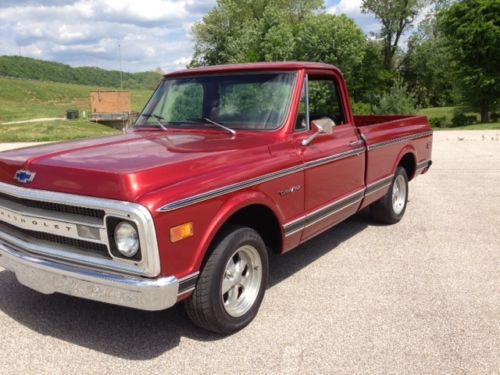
[14,170,36,184]
[279,185,302,197]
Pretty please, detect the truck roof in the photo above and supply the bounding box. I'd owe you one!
[164,61,342,78]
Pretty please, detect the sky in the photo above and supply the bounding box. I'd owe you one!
[0,0,382,73]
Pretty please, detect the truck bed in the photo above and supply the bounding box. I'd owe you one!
[354,115,425,127]
[352,114,433,210]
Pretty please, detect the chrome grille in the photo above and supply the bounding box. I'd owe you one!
[0,222,110,258]
[0,181,161,277]
[0,191,105,219]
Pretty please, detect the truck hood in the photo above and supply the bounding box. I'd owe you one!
[0,130,274,202]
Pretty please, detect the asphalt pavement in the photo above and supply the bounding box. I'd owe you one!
[0,130,499,374]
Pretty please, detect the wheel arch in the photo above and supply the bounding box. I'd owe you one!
[394,147,417,181]
[192,192,285,273]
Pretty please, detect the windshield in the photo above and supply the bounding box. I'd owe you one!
[135,72,297,131]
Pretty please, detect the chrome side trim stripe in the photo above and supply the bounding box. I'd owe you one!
[178,272,199,295]
[365,175,394,196]
[283,174,395,237]
[158,148,365,212]
[283,189,365,237]
[305,190,364,229]
[158,164,304,212]
[304,147,365,169]
[367,130,433,151]
[416,160,432,171]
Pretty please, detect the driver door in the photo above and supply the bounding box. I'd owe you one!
[297,72,365,240]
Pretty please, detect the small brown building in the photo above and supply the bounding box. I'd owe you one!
[90,91,131,113]
[90,91,136,128]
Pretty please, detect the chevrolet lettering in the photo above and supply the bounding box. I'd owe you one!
[0,62,432,334]
[0,206,79,237]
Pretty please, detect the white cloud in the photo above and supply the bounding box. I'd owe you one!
[173,56,191,68]
[328,0,432,47]
[0,0,216,72]
[327,0,380,35]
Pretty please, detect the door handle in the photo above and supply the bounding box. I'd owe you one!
[349,139,363,147]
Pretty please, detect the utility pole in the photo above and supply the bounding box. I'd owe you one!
[118,43,123,90]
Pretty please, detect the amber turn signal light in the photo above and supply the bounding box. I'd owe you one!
[170,222,194,243]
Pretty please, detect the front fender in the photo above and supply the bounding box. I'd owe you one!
[189,190,285,273]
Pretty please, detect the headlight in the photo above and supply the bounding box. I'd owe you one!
[114,222,139,258]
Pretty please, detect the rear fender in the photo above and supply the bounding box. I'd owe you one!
[393,145,417,179]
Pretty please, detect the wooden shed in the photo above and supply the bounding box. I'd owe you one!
[89,91,136,128]
[90,91,131,113]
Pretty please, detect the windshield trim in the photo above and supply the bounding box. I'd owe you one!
[134,71,299,133]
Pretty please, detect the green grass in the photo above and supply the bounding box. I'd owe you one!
[437,122,500,130]
[0,76,151,121]
[0,119,120,142]
[0,76,153,142]
[418,106,455,124]
[418,106,500,130]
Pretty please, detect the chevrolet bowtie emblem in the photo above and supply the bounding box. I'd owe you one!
[14,170,36,184]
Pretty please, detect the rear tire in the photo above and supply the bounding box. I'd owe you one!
[184,226,269,334]
[370,167,409,224]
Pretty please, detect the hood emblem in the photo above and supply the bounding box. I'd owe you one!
[14,170,36,184]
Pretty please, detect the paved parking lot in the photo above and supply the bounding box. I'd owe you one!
[0,131,499,374]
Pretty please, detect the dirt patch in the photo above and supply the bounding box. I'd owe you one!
[1,117,66,125]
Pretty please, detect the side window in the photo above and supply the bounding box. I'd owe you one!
[308,77,344,125]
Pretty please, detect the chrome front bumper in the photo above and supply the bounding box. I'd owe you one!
[0,240,179,311]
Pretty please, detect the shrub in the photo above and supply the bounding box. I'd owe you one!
[465,115,477,124]
[490,112,499,122]
[429,116,447,128]
[351,102,372,115]
[451,113,468,127]
[373,79,417,115]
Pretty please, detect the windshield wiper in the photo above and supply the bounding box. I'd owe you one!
[139,113,168,131]
[202,117,236,136]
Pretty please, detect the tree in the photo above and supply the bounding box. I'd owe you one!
[361,0,432,71]
[190,0,324,66]
[374,78,418,114]
[352,40,392,105]
[401,4,456,107]
[440,0,500,123]
[295,14,367,97]
[190,2,371,104]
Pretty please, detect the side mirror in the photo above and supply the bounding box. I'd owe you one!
[301,117,336,146]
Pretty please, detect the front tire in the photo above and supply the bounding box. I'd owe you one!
[184,226,269,334]
[370,167,409,224]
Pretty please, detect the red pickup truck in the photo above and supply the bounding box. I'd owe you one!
[0,62,432,333]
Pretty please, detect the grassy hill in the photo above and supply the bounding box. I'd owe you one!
[0,56,162,89]
[0,76,153,142]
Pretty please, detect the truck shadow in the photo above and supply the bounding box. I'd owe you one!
[268,209,372,288]
[0,210,372,360]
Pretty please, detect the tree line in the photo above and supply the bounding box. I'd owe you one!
[0,56,163,90]
[190,0,499,124]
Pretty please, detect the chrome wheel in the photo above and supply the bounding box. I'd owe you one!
[221,245,262,318]
[392,174,407,215]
